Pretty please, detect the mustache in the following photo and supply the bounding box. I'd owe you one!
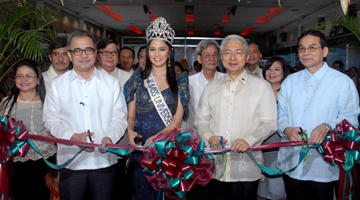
[56,62,66,65]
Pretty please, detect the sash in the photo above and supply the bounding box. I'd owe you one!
[144,73,173,126]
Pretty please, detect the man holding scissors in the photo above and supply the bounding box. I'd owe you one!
[43,30,128,200]
[276,30,360,200]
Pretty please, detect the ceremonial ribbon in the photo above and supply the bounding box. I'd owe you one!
[3,114,359,200]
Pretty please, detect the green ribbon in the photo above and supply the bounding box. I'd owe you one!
[206,145,316,176]
[26,138,85,170]
[177,131,191,142]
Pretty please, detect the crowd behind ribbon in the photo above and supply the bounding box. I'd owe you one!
[1,17,360,200]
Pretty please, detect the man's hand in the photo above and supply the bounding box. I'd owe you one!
[70,132,94,152]
[283,127,306,142]
[208,136,228,148]
[231,139,250,152]
[308,124,328,144]
[99,137,113,153]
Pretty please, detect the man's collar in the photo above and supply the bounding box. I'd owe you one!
[304,62,328,81]
[70,66,100,81]
[223,70,248,84]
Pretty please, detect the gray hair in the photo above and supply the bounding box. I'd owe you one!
[220,34,249,54]
[67,30,96,50]
[195,39,220,55]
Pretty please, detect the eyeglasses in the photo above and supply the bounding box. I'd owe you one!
[221,50,245,58]
[202,53,219,59]
[69,47,95,56]
[99,51,118,56]
[15,74,37,79]
[298,46,322,53]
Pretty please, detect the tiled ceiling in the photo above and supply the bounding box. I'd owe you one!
[46,0,356,37]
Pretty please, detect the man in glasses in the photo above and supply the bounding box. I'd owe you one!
[43,30,128,200]
[182,40,224,131]
[276,30,360,200]
[194,34,277,200]
[43,38,70,90]
[96,38,132,88]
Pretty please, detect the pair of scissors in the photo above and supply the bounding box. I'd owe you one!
[87,130,94,143]
[220,136,224,148]
[299,127,308,148]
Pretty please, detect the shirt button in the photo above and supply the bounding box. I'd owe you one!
[226,130,229,133]
[228,116,231,119]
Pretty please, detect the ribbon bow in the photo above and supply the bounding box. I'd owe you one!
[317,119,360,200]
[140,128,214,199]
[0,115,30,200]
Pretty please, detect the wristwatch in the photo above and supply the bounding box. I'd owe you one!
[323,123,332,132]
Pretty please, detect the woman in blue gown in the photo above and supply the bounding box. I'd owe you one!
[124,17,189,200]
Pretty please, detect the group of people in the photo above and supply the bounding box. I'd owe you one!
[1,17,359,200]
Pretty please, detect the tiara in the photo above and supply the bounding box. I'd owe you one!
[146,17,175,44]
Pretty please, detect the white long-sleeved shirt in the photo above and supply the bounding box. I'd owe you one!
[43,67,128,170]
[99,67,132,88]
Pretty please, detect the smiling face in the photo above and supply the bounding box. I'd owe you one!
[221,39,249,75]
[15,65,39,93]
[265,61,284,85]
[148,39,170,68]
[97,43,118,73]
[67,36,96,75]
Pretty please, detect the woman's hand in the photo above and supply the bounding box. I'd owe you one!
[143,135,156,148]
[128,129,142,146]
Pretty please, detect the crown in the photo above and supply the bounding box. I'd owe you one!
[146,17,175,44]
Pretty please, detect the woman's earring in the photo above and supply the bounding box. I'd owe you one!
[167,57,171,68]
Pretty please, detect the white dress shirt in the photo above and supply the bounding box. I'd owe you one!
[42,65,60,90]
[43,67,128,170]
[195,71,277,182]
[99,67,132,88]
[182,70,224,129]
[245,66,263,79]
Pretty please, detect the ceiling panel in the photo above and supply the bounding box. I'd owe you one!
[45,0,359,38]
